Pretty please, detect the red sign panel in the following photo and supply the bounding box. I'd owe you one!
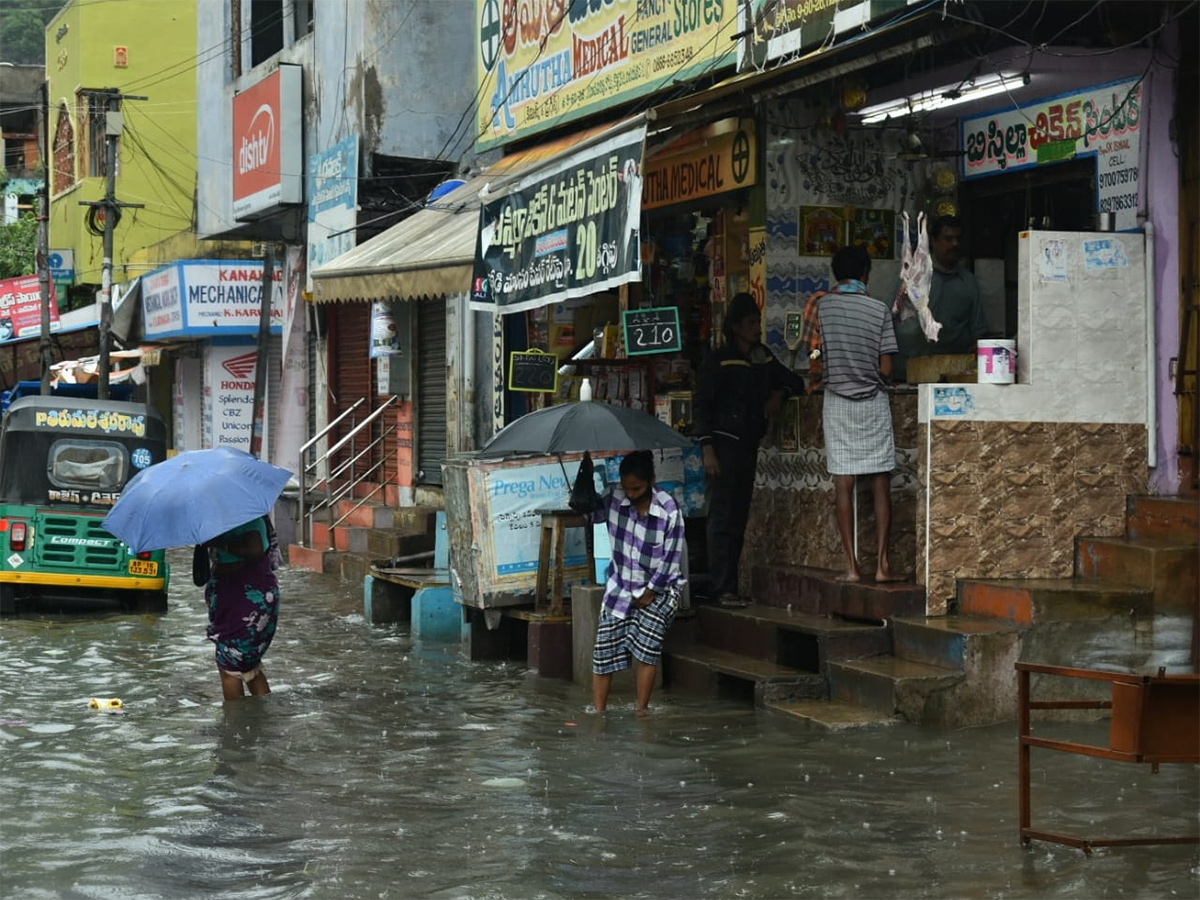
[231,65,303,220]
[0,274,60,342]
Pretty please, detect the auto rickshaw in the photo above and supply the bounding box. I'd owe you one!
[0,391,171,613]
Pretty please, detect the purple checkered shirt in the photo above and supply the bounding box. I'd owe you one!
[597,485,686,619]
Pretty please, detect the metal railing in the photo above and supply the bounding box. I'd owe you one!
[297,395,400,547]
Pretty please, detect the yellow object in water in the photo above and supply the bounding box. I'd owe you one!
[89,698,124,710]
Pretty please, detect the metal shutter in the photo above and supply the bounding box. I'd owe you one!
[416,296,447,485]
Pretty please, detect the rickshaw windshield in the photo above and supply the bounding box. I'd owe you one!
[47,440,128,490]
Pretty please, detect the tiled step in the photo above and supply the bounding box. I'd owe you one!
[286,544,340,574]
[1126,495,1199,544]
[958,578,1153,625]
[892,615,1021,670]
[664,645,826,707]
[750,564,926,619]
[334,499,395,529]
[1074,536,1198,610]
[766,698,897,730]
[827,656,961,717]
[695,604,891,673]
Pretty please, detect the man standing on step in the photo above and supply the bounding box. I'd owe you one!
[802,245,903,584]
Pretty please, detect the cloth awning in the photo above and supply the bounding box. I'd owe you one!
[309,116,647,305]
[309,176,484,304]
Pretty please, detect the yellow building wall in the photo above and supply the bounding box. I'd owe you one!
[45,0,198,300]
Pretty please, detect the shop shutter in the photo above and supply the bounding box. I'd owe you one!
[416,296,447,485]
[330,302,372,479]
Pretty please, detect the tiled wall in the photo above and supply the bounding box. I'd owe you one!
[919,420,1148,612]
[743,392,920,589]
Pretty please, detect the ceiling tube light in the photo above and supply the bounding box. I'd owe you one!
[857,73,1031,125]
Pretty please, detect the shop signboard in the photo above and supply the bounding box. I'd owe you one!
[961,78,1143,231]
[48,249,74,284]
[747,0,918,67]
[232,65,303,220]
[642,119,757,210]
[141,260,284,340]
[475,0,737,150]
[0,274,60,343]
[487,459,588,576]
[306,135,359,292]
[472,124,646,314]
[204,342,264,454]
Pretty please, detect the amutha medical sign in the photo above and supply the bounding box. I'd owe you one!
[232,65,303,220]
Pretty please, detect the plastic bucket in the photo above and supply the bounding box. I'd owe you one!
[977,339,1016,384]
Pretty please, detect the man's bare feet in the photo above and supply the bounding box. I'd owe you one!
[875,570,906,583]
[836,570,861,583]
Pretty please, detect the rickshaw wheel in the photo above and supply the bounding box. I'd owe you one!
[132,590,168,614]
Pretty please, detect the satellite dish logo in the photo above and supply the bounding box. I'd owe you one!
[222,350,258,380]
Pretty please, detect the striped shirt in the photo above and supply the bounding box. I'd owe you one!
[801,279,897,400]
[596,485,686,619]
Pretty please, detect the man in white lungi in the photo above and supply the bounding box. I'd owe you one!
[801,245,902,583]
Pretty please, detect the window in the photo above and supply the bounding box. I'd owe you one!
[250,0,285,68]
[51,104,75,194]
[240,0,312,74]
[84,94,112,178]
[47,440,128,491]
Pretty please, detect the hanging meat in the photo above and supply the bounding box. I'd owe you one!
[894,211,942,343]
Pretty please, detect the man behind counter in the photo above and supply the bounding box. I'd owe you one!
[894,214,988,379]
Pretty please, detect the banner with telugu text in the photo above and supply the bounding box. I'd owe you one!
[475,0,737,150]
[471,124,646,313]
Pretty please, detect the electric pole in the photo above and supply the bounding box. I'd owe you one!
[249,243,275,460]
[38,80,52,395]
[79,88,144,400]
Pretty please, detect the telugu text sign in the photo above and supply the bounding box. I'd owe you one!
[475,0,737,150]
[961,78,1142,229]
[306,135,359,292]
[0,274,60,342]
[472,124,646,313]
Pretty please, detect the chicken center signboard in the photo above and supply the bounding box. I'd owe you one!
[232,65,304,221]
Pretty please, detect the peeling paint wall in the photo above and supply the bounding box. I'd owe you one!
[197,0,477,237]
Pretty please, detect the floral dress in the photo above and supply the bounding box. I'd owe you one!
[204,517,279,674]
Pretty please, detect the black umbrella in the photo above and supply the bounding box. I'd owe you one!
[481,400,695,455]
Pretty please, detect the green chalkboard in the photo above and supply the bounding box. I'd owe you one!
[622,306,682,356]
[508,350,558,393]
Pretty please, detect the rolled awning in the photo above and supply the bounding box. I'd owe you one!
[309,176,485,304]
[310,115,648,306]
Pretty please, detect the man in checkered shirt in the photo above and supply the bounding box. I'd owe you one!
[587,450,686,714]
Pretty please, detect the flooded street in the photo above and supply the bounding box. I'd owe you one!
[1,553,1196,899]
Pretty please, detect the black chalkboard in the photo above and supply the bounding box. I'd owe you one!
[622,306,682,356]
[508,350,559,393]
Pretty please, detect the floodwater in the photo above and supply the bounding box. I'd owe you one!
[1,554,1196,900]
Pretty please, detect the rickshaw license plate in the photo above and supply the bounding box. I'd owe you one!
[128,560,159,576]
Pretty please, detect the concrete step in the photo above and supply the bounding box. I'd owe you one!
[355,529,435,559]
[766,698,897,730]
[1125,494,1199,544]
[827,656,961,718]
[695,604,891,673]
[892,615,1021,670]
[751,564,926,620]
[958,578,1153,625]
[664,645,826,707]
[1075,536,1198,610]
[339,552,375,585]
